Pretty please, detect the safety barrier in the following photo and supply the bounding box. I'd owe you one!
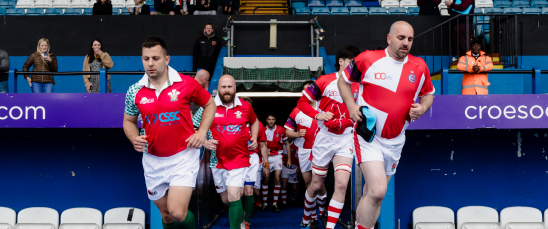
[442,68,547,94]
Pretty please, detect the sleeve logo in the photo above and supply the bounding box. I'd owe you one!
[140,97,155,104]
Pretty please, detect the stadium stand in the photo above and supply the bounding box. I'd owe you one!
[103,208,145,229]
[112,7,120,15]
[381,0,399,8]
[369,6,387,14]
[457,206,499,229]
[45,7,63,14]
[362,0,380,6]
[16,207,59,229]
[326,0,343,7]
[6,8,25,14]
[83,7,93,14]
[500,207,543,229]
[345,0,362,6]
[35,0,53,8]
[295,6,310,14]
[0,207,16,229]
[292,2,306,8]
[64,8,83,15]
[530,0,548,7]
[349,6,368,14]
[493,0,512,7]
[484,7,504,13]
[389,6,406,14]
[52,0,71,8]
[512,0,530,7]
[70,0,89,8]
[438,2,449,15]
[522,7,541,13]
[111,0,125,8]
[59,208,102,229]
[475,0,493,8]
[15,0,34,8]
[308,0,325,6]
[503,7,521,13]
[331,6,349,14]
[413,207,455,229]
[406,6,419,14]
[25,8,44,15]
[399,0,418,8]
[311,6,330,14]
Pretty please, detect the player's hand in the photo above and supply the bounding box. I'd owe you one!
[316,112,334,121]
[27,78,32,87]
[409,103,426,120]
[204,139,218,151]
[445,0,451,6]
[349,104,363,122]
[287,161,292,168]
[85,82,93,93]
[263,167,270,178]
[185,131,206,149]
[298,129,306,137]
[248,138,258,150]
[133,135,148,152]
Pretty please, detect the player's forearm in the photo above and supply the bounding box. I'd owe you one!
[419,94,434,114]
[337,74,357,109]
[250,118,260,140]
[297,96,320,118]
[123,119,140,143]
[285,141,292,160]
[285,129,300,139]
[260,142,269,161]
[197,97,216,136]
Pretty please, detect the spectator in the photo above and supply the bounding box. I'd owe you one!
[193,23,222,76]
[23,38,58,93]
[0,49,9,93]
[190,69,210,115]
[128,0,155,15]
[179,0,196,14]
[154,0,176,15]
[418,0,441,15]
[83,38,114,93]
[217,0,239,15]
[93,0,113,15]
[194,0,216,15]
[446,0,474,57]
[457,39,492,95]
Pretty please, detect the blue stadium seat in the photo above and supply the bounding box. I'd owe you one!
[331,6,349,14]
[345,0,362,7]
[295,6,310,14]
[369,6,387,14]
[26,8,43,15]
[530,0,548,7]
[0,8,5,15]
[503,7,522,13]
[512,0,529,7]
[363,0,380,6]
[406,6,419,15]
[484,7,504,13]
[112,7,120,15]
[522,7,541,13]
[493,0,511,8]
[6,8,24,15]
[311,6,330,14]
[44,8,63,15]
[326,0,343,6]
[145,0,153,5]
[542,6,548,13]
[120,7,130,15]
[308,0,325,6]
[349,6,368,14]
[0,1,16,8]
[64,8,82,15]
[83,8,93,15]
[292,2,306,8]
[389,6,406,14]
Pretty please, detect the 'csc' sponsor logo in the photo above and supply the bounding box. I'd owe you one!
[144,111,180,125]
[217,125,242,134]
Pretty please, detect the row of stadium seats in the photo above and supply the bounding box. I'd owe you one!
[414,206,548,229]
[0,0,134,9]
[477,6,548,13]
[302,0,416,8]
[493,0,548,8]
[0,7,132,14]
[295,6,419,14]
[0,207,145,229]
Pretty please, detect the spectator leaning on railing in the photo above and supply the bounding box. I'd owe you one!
[83,38,114,93]
[154,0,177,15]
[23,38,58,93]
[457,39,493,95]
[128,0,153,15]
[217,0,239,15]
[0,49,9,93]
[93,0,113,15]
[194,0,217,15]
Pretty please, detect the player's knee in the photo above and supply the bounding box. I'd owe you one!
[227,192,240,202]
[334,178,349,191]
[309,180,323,192]
[367,184,387,203]
[170,210,188,223]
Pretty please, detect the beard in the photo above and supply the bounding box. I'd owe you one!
[220,91,235,104]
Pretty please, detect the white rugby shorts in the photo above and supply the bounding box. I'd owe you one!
[254,162,263,189]
[212,166,251,194]
[353,131,405,176]
[297,148,313,173]
[268,154,283,172]
[244,153,260,184]
[142,147,200,200]
[281,164,299,183]
[311,127,354,167]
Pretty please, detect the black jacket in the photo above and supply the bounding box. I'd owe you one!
[93,2,113,15]
[130,5,151,14]
[192,32,222,75]
[195,0,217,11]
[154,0,176,14]
[218,0,239,11]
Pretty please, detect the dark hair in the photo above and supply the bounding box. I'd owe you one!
[471,38,482,47]
[240,96,253,106]
[205,23,213,28]
[142,37,167,56]
[87,38,104,64]
[334,45,361,71]
[302,80,314,90]
[266,112,276,119]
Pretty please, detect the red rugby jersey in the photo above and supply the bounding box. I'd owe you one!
[260,125,287,156]
[284,106,318,150]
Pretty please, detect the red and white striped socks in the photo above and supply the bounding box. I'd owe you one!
[281,189,287,204]
[262,185,268,206]
[326,200,344,229]
[273,185,281,205]
[317,193,327,216]
[302,191,317,224]
[355,221,371,229]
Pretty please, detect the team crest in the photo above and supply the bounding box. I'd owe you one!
[212,41,217,45]
[391,162,397,172]
[408,71,416,83]
[168,89,180,102]
[235,111,242,118]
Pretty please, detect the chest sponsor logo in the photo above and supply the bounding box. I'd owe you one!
[328,91,339,97]
[140,97,155,105]
[298,118,306,124]
[235,111,242,118]
[217,125,242,134]
[215,113,224,117]
[144,111,180,125]
[408,71,416,83]
[374,72,392,80]
[168,89,180,102]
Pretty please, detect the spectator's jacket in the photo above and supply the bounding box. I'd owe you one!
[0,49,9,82]
[130,4,151,14]
[154,0,176,14]
[219,0,239,11]
[449,0,474,16]
[417,0,440,15]
[93,2,113,15]
[83,52,114,85]
[23,52,58,84]
[457,51,493,95]
[192,32,222,75]
[195,0,216,11]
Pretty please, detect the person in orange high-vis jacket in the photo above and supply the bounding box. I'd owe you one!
[457,39,493,95]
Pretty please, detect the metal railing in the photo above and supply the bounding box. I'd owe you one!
[252,6,296,15]
[441,68,546,94]
[3,69,196,93]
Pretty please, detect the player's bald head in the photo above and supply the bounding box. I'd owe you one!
[389,21,414,36]
[218,75,236,87]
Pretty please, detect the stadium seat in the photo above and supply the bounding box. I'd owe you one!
[64,8,82,14]
[500,207,542,229]
[326,0,343,6]
[292,2,306,8]
[308,0,325,6]
[363,0,380,6]
[111,0,125,7]
[0,8,4,15]
[523,7,541,13]
[120,7,130,14]
[512,0,529,7]
[457,206,499,229]
[295,6,310,14]
[484,7,504,13]
[0,1,16,8]
[35,0,53,7]
[71,0,89,8]
[0,207,16,229]
[311,6,329,14]
[112,7,120,14]
[438,2,449,15]
[389,6,406,14]
[503,7,521,13]
[83,7,93,14]
[331,6,349,14]
[475,0,493,8]
[59,208,102,229]
[26,8,44,15]
[406,6,419,14]
[52,0,71,8]
[126,0,135,7]
[103,208,145,229]
[400,0,417,8]
[345,0,362,7]
[530,0,548,7]
[45,8,63,14]
[6,8,25,14]
[381,0,399,8]
[493,0,511,8]
[413,207,455,229]
[16,207,59,229]
[15,0,34,8]
[145,0,153,5]
[349,6,368,14]
[542,7,548,13]
[369,6,387,14]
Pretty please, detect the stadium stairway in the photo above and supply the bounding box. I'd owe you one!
[239,0,290,15]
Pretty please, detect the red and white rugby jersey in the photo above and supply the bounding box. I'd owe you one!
[282,141,300,166]
[260,125,287,156]
[297,73,360,135]
[284,106,318,150]
[211,95,257,170]
[124,66,211,157]
[342,49,435,140]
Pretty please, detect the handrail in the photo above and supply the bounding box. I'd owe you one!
[415,13,511,38]
[252,6,296,15]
